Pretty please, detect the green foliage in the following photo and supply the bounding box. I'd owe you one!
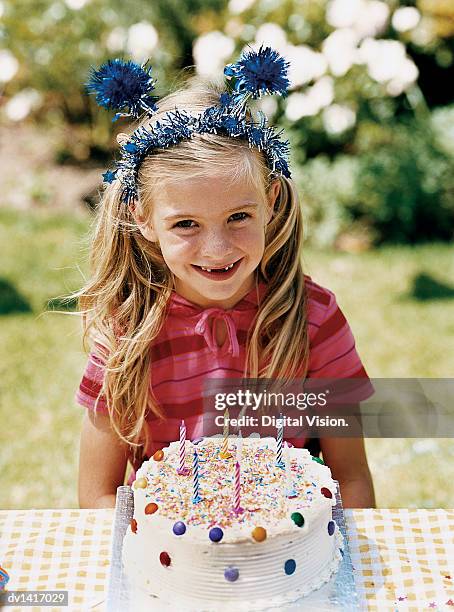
[295,113,454,246]
[293,154,358,247]
[2,0,454,243]
[353,120,454,243]
[1,0,227,158]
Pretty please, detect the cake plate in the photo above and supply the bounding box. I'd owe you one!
[105,483,359,611]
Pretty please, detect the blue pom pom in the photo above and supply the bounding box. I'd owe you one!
[86,59,158,118]
[224,45,290,99]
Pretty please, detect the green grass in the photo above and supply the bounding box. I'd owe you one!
[1,207,453,509]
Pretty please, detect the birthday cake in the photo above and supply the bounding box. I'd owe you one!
[122,436,343,611]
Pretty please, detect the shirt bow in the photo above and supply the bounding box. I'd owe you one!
[194,308,240,358]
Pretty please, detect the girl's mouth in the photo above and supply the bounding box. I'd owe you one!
[191,258,243,280]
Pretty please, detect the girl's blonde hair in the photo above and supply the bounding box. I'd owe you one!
[76,75,310,456]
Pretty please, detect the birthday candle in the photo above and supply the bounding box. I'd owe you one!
[276,413,284,466]
[233,460,243,513]
[220,408,231,458]
[236,429,243,462]
[284,441,297,497]
[177,420,187,474]
[192,448,202,503]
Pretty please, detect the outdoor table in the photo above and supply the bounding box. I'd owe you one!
[0,508,453,611]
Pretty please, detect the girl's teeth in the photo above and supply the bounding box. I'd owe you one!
[200,263,235,272]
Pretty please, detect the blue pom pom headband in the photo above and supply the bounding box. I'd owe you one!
[86,46,292,205]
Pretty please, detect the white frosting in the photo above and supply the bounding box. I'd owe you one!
[122,437,343,610]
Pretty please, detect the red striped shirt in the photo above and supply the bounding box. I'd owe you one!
[76,275,373,478]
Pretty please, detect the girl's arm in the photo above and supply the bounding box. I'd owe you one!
[320,436,376,509]
[78,410,129,508]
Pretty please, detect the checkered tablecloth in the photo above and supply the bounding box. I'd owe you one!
[0,508,453,611]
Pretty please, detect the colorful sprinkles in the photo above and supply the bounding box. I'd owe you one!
[137,440,333,534]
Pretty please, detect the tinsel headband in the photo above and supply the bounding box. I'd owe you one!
[86,45,291,205]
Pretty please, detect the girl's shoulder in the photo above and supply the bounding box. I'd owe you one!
[303,274,338,324]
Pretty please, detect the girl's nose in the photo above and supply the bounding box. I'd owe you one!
[200,230,234,259]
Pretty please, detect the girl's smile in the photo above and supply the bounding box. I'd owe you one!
[134,176,280,309]
[191,257,243,279]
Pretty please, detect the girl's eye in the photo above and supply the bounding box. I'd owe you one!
[229,212,250,222]
[174,220,197,229]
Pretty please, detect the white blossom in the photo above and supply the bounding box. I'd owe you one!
[322,28,359,77]
[193,31,235,78]
[285,77,334,120]
[45,2,66,21]
[354,1,389,38]
[65,0,89,9]
[392,7,421,33]
[386,58,419,96]
[410,20,434,46]
[255,23,287,54]
[322,104,356,134]
[311,77,335,108]
[286,44,327,89]
[126,22,159,63]
[0,49,19,84]
[4,89,42,121]
[285,92,317,120]
[228,0,255,14]
[326,0,363,29]
[106,27,127,53]
[241,24,256,41]
[224,18,244,38]
[358,37,418,92]
[327,0,389,38]
[256,96,277,119]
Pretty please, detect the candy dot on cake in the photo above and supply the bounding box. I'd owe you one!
[134,477,147,489]
[284,559,296,575]
[327,521,335,536]
[173,521,186,536]
[209,527,224,542]
[224,566,239,582]
[153,449,164,461]
[290,512,305,527]
[252,526,267,542]
[145,502,158,515]
[130,518,137,533]
[321,487,332,499]
[159,552,171,567]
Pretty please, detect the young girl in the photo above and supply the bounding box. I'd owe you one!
[76,49,375,509]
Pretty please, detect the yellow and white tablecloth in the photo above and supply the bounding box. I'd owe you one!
[0,508,453,611]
